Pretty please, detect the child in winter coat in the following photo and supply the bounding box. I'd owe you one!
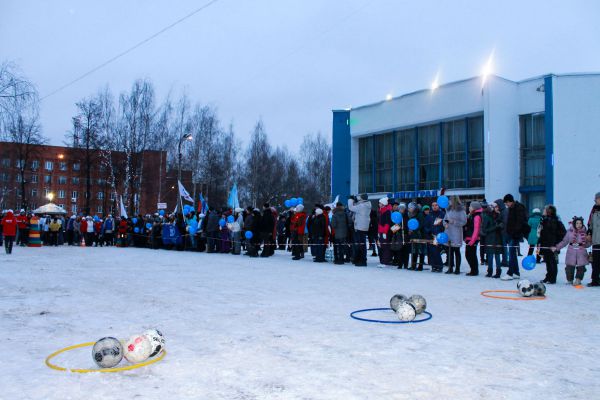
[554,217,591,285]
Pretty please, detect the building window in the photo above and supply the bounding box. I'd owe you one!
[97,191,104,200]
[73,162,80,171]
[358,136,374,193]
[396,128,415,191]
[58,190,66,199]
[44,175,52,184]
[72,177,80,185]
[1,172,8,182]
[45,161,53,170]
[15,174,23,183]
[2,158,9,167]
[31,175,38,183]
[31,188,37,198]
[442,120,466,189]
[30,203,36,209]
[16,159,25,169]
[97,205,103,213]
[374,133,393,192]
[418,124,440,190]
[467,116,484,188]
[58,176,67,185]
[59,162,67,171]
[520,113,545,187]
[71,204,77,213]
[110,192,117,201]
[31,160,39,170]
[44,188,50,197]
[72,191,78,199]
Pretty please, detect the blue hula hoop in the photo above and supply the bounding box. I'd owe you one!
[350,307,433,324]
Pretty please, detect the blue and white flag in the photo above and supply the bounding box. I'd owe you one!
[178,180,194,203]
[227,183,240,210]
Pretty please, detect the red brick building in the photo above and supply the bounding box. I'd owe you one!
[0,141,193,216]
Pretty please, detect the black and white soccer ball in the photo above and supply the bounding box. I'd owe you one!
[92,337,123,368]
[143,328,166,357]
[395,301,417,322]
[408,294,427,314]
[517,279,535,297]
[390,294,408,312]
[533,281,546,296]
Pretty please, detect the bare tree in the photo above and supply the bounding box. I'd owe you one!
[299,132,332,205]
[0,61,37,121]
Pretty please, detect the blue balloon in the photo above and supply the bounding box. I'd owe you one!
[290,198,298,207]
[245,231,253,239]
[146,222,152,229]
[437,195,450,209]
[183,205,192,214]
[134,227,140,233]
[297,197,304,205]
[93,216,99,222]
[284,200,291,208]
[219,218,226,227]
[391,211,402,224]
[132,218,138,224]
[408,218,419,231]
[522,255,537,270]
[189,225,197,234]
[227,215,235,223]
[159,209,165,216]
[436,232,449,245]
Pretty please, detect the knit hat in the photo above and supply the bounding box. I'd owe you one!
[398,202,407,210]
[470,201,482,210]
[315,208,323,215]
[503,194,515,203]
[379,197,389,206]
[295,204,304,212]
[532,208,541,214]
[422,205,430,211]
[359,193,368,201]
[408,202,417,211]
[235,207,243,213]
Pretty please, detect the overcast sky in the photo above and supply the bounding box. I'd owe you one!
[2,0,599,150]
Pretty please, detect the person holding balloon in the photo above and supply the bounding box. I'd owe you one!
[407,202,425,271]
[291,204,307,260]
[482,202,505,278]
[424,202,446,272]
[376,197,393,267]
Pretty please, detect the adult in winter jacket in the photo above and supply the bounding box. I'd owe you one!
[554,217,591,285]
[424,202,446,272]
[377,197,392,266]
[16,210,28,246]
[527,208,542,262]
[49,217,61,246]
[587,192,600,287]
[330,203,349,265]
[407,202,425,271]
[206,209,220,253]
[503,194,529,278]
[103,216,115,246]
[482,203,504,278]
[348,194,372,267]
[291,205,307,260]
[368,209,379,257]
[260,204,275,257]
[537,205,566,284]
[443,196,467,274]
[1,210,17,254]
[311,208,327,262]
[464,201,483,276]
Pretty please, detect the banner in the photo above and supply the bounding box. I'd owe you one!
[178,180,194,202]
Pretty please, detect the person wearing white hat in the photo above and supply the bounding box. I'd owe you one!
[376,197,392,267]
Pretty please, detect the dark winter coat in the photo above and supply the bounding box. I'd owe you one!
[311,214,326,240]
[377,205,392,235]
[260,208,275,234]
[424,209,446,238]
[482,210,504,254]
[369,209,379,236]
[588,205,600,245]
[330,207,349,239]
[506,201,528,240]
[538,215,566,248]
[206,211,220,232]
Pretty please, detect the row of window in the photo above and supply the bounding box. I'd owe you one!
[1,174,108,186]
[358,115,485,193]
[0,159,80,171]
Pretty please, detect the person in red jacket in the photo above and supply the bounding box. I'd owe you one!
[291,205,307,260]
[1,210,18,254]
[16,210,29,246]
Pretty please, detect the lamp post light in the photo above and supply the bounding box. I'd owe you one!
[178,133,193,182]
[47,192,54,202]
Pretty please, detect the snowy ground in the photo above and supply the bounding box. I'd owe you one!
[1,245,599,400]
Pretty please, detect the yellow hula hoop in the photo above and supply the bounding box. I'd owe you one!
[45,341,166,373]
[480,290,547,301]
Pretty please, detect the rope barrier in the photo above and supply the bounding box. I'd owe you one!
[45,341,166,373]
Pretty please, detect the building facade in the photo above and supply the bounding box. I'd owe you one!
[0,142,193,215]
[332,73,600,220]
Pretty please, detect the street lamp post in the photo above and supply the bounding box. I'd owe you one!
[177,133,193,212]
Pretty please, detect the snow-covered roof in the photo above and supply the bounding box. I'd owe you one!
[32,203,67,215]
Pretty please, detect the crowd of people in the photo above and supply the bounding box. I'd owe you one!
[2,191,600,287]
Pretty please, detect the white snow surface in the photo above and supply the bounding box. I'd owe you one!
[1,245,599,400]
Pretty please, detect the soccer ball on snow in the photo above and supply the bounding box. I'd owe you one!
[395,301,416,322]
[123,334,152,363]
[408,294,427,314]
[533,281,546,296]
[390,294,408,312]
[143,328,166,357]
[517,279,535,297]
[92,337,123,368]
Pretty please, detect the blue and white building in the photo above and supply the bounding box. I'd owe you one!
[331,73,600,219]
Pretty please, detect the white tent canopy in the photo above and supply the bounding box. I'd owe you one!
[32,203,67,215]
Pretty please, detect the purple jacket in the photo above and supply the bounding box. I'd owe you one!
[556,227,591,266]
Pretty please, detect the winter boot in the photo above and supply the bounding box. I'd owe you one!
[565,266,575,284]
[409,259,417,271]
[576,266,587,282]
[485,267,493,277]
[445,266,454,274]
[453,266,461,275]
[493,267,502,278]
